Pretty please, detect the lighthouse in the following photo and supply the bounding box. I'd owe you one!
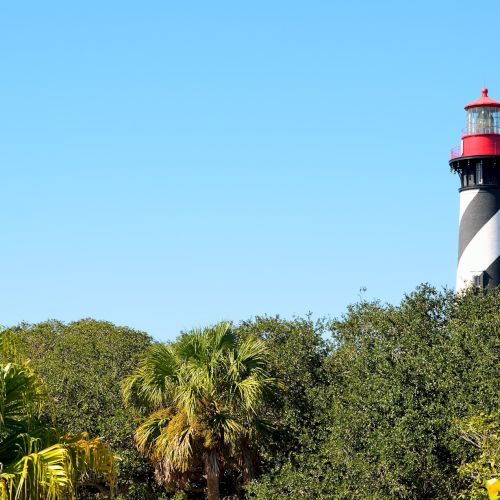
[450,88,500,291]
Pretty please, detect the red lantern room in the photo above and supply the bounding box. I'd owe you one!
[451,88,500,158]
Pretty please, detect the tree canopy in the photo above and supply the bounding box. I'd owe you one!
[249,286,500,499]
[1,285,498,499]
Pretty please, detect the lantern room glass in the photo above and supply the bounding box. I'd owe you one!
[466,106,500,135]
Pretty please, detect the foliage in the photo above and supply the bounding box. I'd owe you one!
[235,315,330,469]
[122,321,277,500]
[456,411,500,499]
[1,319,159,499]
[0,362,115,499]
[0,285,497,499]
[249,285,500,499]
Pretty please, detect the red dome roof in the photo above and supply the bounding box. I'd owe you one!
[464,88,500,109]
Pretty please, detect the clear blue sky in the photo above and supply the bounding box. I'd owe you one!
[0,1,497,340]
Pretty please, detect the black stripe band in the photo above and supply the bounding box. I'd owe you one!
[484,254,500,288]
[458,188,500,261]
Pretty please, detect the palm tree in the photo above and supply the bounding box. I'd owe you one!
[0,362,115,499]
[122,321,276,500]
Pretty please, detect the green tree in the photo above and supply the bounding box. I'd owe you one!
[235,315,330,470]
[122,321,276,500]
[1,319,158,499]
[249,285,500,499]
[0,362,115,499]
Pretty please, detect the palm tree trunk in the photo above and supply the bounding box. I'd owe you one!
[204,450,220,500]
[240,442,255,483]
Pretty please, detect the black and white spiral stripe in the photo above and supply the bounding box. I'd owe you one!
[456,187,500,291]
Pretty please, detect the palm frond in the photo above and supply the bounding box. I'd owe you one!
[135,408,199,487]
[161,412,194,471]
[212,412,243,444]
[0,427,60,465]
[62,433,116,492]
[0,363,43,435]
[0,434,115,500]
[134,408,173,458]
[233,375,265,413]
[122,344,178,410]
[174,382,200,420]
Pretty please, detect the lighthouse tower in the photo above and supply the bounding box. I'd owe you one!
[450,88,500,291]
